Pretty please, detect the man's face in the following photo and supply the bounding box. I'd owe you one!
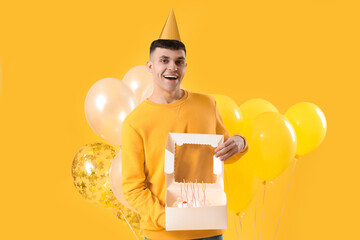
[147,47,187,92]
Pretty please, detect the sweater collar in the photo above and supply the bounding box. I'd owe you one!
[144,89,189,107]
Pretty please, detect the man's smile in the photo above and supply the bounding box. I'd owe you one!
[163,74,179,80]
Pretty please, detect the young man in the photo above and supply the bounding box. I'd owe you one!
[121,39,249,240]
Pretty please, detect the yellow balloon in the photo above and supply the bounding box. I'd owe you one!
[210,94,244,134]
[248,112,297,181]
[224,155,261,214]
[209,94,256,213]
[239,98,278,136]
[284,102,327,156]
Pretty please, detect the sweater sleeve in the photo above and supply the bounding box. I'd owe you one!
[121,120,166,230]
[215,99,249,164]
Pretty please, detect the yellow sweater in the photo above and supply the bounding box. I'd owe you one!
[121,89,248,240]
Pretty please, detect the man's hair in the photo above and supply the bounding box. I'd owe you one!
[150,39,186,58]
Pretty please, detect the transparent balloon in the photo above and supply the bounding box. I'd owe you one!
[71,142,119,205]
[71,142,140,228]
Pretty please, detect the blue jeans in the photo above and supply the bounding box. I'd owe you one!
[144,234,223,240]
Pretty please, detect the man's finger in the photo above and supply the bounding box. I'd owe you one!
[215,138,233,152]
[215,142,236,157]
[220,148,237,161]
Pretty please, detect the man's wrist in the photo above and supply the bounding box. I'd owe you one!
[234,134,247,153]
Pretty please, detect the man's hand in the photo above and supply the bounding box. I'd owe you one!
[214,135,245,161]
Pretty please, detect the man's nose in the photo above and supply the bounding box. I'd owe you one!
[167,61,177,71]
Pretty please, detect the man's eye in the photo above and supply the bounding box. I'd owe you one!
[161,59,168,63]
[176,61,184,65]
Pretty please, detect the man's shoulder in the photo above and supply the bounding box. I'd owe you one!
[188,90,216,106]
[123,101,150,126]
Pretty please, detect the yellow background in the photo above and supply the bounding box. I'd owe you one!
[0,0,359,239]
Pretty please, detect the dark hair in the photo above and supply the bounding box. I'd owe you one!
[150,39,186,57]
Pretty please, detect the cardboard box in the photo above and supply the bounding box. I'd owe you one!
[164,133,228,231]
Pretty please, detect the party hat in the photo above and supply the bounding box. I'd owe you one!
[159,9,181,41]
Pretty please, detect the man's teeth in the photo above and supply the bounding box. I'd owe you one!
[164,75,178,80]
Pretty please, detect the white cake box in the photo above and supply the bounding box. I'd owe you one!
[164,132,228,231]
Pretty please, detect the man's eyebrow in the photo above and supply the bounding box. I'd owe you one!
[159,55,185,60]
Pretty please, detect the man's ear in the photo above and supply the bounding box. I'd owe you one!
[146,60,153,73]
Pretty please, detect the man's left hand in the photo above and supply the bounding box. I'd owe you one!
[214,135,245,161]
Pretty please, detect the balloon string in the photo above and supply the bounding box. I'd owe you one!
[239,215,244,240]
[254,197,257,240]
[259,181,267,240]
[119,208,139,240]
[136,213,143,237]
[273,157,298,240]
[224,168,240,240]
[233,214,240,240]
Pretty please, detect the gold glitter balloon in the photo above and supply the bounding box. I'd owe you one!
[71,142,140,229]
[112,203,141,230]
[71,142,118,206]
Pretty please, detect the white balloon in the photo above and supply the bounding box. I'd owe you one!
[109,150,138,213]
[85,78,138,146]
[122,65,153,103]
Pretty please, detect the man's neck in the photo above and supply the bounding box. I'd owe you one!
[147,88,185,104]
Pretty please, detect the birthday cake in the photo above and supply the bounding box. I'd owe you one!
[170,180,212,208]
[172,197,212,208]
